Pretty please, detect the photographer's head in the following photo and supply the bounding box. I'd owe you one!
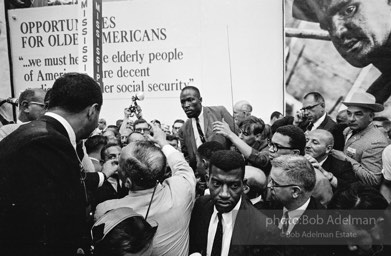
[119,141,166,190]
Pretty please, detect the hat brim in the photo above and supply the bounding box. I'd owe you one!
[292,0,320,23]
[342,102,384,112]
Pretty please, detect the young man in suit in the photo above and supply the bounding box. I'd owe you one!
[305,129,358,192]
[0,73,115,256]
[178,86,237,168]
[331,91,388,187]
[189,150,280,256]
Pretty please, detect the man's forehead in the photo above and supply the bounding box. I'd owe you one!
[347,106,370,113]
[272,132,291,145]
[210,166,243,180]
[180,89,199,98]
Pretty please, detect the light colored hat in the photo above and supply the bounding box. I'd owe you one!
[342,91,384,112]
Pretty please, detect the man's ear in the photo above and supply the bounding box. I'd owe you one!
[87,103,99,119]
[291,186,301,198]
[243,179,249,194]
[21,100,29,112]
[325,144,333,154]
[199,97,203,103]
[124,177,132,189]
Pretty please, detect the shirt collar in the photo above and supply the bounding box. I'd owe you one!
[193,107,204,121]
[313,113,326,129]
[283,197,311,219]
[45,112,77,149]
[319,155,328,166]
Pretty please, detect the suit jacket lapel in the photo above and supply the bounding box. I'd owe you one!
[203,107,211,136]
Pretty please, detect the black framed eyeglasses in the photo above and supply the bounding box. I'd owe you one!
[268,139,295,153]
[135,128,150,133]
[301,103,320,111]
[268,177,301,189]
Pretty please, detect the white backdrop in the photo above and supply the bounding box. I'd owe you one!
[8,0,284,126]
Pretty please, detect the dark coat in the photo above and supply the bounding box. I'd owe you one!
[322,155,358,192]
[178,106,237,167]
[0,116,95,256]
[189,195,281,256]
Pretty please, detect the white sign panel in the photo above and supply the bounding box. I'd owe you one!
[8,0,283,125]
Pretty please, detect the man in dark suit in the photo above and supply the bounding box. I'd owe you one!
[268,155,328,255]
[0,73,114,256]
[305,129,358,192]
[300,92,345,150]
[178,86,237,168]
[189,150,280,256]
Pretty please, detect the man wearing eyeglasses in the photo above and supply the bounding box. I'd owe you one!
[133,118,151,135]
[0,88,46,141]
[299,92,345,150]
[268,155,328,255]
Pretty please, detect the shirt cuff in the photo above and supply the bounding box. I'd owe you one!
[162,144,177,157]
[98,172,105,187]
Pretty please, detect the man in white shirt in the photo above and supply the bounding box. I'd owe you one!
[189,150,280,256]
[95,125,196,256]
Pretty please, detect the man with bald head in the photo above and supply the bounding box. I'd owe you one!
[233,100,252,125]
[305,129,357,192]
[293,0,391,103]
[244,166,267,207]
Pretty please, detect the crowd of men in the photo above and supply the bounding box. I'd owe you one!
[1,0,391,255]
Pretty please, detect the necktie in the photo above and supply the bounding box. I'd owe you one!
[211,212,223,256]
[282,211,289,235]
[195,117,206,143]
[306,122,314,131]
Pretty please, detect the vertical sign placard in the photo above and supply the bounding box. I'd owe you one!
[78,0,102,89]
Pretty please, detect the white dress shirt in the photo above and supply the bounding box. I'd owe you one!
[278,198,310,235]
[312,113,326,131]
[191,108,205,148]
[207,197,242,256]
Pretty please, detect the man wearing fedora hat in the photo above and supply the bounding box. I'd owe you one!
[292,0,391,104]
[331,90,388,186]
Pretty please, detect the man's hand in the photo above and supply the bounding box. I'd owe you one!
[101,159,119,178]
[146,125,169,147]
[304,154,321,170]
[305,154,333,181]
[213,119,234,138]
[330,149,347,161]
